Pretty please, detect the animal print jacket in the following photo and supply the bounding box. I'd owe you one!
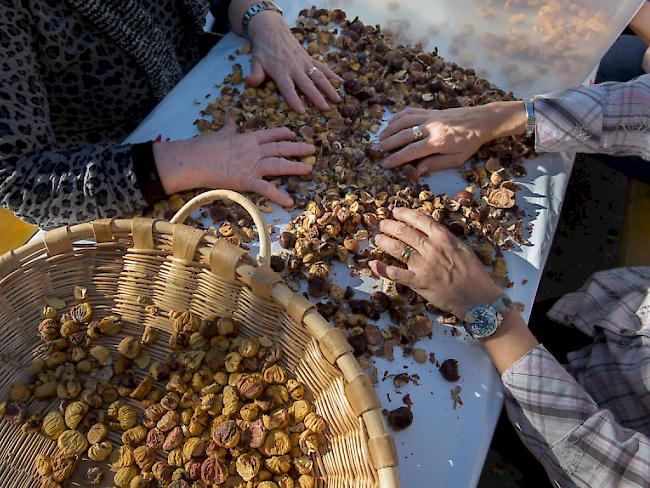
[0,0,229,228]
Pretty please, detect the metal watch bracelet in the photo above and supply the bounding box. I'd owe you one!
[242,1,283,39]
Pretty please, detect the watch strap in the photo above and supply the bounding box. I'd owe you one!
[492,294,514,318]
[242,1,283,39]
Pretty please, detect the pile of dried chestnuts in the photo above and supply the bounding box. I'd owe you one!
[186,6,533,370]
[3,293,322,488]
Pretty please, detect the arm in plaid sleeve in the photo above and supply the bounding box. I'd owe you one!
[534,74,650,159]
[502,344,650,487]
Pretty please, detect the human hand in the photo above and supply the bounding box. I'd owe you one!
[368,207,502,318]
[246,11,343,113]
[153,117,314,206]
[376,101,526,177]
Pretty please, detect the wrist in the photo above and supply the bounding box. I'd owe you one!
[247,9,286,40]
[454,285,502,319]
[478,101,527,141]
[152,140,192,195]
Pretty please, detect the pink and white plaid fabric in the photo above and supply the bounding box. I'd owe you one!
[503,268,650,487]
[499,75,650,487]
[534,74,650,159]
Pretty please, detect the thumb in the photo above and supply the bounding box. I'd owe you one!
[416,153,464,177]
[245,57,266,87]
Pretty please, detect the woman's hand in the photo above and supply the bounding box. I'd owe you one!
[376,101,526,177]
[153,117,314,206]
[368,207,502,318]
[246,11,342,113]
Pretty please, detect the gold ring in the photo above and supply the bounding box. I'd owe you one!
[307,66,319,77]
[400,246,414,263]
[412,126,424,141]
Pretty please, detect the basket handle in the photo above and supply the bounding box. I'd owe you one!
[169,190,271,266]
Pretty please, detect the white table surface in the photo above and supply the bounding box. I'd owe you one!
[120,2,615,486]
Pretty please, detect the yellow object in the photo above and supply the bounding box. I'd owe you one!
[620,180,650,266]
[0,208,37,254]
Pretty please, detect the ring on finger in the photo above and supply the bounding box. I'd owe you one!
[411,125,424,141]
[307,66,319,77]
[400,245,415,264]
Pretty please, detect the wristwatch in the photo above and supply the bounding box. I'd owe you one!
[462,294,514,339]
[242,1,283,39]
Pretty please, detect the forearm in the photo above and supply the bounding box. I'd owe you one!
[630,1,650,46]
[0,144,154,229]
[502,344,650,487]
[479,310,538,374]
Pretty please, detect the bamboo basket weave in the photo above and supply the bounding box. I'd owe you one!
[0,190,400,488]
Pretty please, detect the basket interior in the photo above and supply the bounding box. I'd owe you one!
[0,232,379,487]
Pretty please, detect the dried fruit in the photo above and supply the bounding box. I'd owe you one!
[213,419,240,448]
[64,400,88,429]
[303,412,326,433]
[259,429,291,456]
[141,324,159,345]
[88,441,113,462]
[439,359,460,382]
[286,379,304,400]
[57,429,88,456]
[201,456,228,484]
[51,451,78,482]
[237,374,264,400]
[118,336,142,359]
[387,406,413,431]
[42,410,66,439]
[114,466,138,487]
[217,317,238,336]
[292,400,312,423]
[163,426,183,451]
[236,452,262,480]
[97,315,122,335]
[263,364,287,384]
[35,453,52,476]
[134,445,156,471]
[87,423,109,444]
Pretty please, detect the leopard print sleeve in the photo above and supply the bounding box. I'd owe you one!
[0,1,150,229]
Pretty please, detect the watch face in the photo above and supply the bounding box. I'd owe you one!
[465,305,499,338]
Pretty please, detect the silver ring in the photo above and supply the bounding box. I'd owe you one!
[412,126,424,141]
[307,66,319,77]
[400,246,414,263]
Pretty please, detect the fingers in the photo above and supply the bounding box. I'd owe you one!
[416,153,466,177]
[374,233,421,265]
[249,178,293,206]
[379,126,427,154]
[390,207,446,239]
[314,60,343,82]
[308,67,342,103]
[294,72,329,111]
[245,57,266,87]
[274,74,305,113]
[258,157,312,176]
[260,141,315,158]
[220,115,238,134]
[382,139,436,169]
[369,260,415,284]
[379,113,429,140]
[378,219,428,253]
[255,127,295,144]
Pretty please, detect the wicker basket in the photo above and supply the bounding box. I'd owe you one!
[0,190,400,488]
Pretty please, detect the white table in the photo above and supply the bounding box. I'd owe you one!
[123,1,634,486]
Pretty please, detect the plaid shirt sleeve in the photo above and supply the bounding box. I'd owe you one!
[534,74,650,159]
[502,344,650,487]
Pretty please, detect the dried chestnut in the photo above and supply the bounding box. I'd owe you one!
[439,359,460,382]
[387,406,413,431]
